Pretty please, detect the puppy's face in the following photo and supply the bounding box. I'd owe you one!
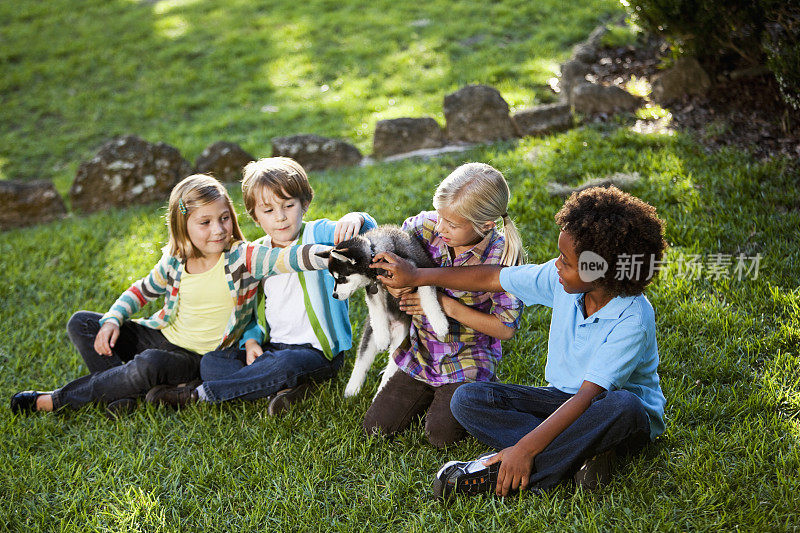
[316,239,371,300]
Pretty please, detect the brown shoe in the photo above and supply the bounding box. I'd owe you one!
[267,382,314,416]
[146,381,201,408]
[573,449,616,491]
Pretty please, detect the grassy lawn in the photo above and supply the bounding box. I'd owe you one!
[2,1,800,532]
[1,0,614,194]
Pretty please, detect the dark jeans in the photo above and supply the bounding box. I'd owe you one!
[450,383,651,491]
[51,311,201,410]
[363,369,467,448]
[199,342,343,403]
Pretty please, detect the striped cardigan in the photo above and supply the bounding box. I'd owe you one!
[99,241,331,350]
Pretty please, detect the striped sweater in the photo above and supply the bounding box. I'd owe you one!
[99,241,331,351]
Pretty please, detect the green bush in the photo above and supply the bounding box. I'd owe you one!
[622,0,800,109]
[764,6,800,110]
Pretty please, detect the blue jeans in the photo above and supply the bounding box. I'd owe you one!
[450,383,652,491]
[52,311,201,410]
[199,342,343,403]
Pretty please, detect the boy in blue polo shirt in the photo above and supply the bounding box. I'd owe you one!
[371,186,667,498]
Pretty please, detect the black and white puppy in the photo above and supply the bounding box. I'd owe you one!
[316,225,449,398]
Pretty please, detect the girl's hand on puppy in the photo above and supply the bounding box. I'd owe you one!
[399,292,450,317]
[333,213,364,245]
[386,286,412,299]
[371,252,419,288]
[245,339,264,365]
[94,322,120,356]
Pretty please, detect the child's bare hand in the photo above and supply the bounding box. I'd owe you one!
[333,213,363,245]
[398,293,423,315]
[245,339,264,365]
[94,322,120,356]
[485,445,535,496]
[370,252,419,288]
[385,286,412,299]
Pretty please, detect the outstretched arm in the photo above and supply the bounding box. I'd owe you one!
[370,251,505,293]
[248,243,332,279]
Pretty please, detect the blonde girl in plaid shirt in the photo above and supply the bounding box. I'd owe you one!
[363,163,525,447]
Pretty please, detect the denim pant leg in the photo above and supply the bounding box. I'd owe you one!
[52,326,201,410]
[200,346,248,382]
[451,382,651,491]
[530,389,650,491]
[66,310,152,373]
[200,343,342,403]
[451,382,571,450]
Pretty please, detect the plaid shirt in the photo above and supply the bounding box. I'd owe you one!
[393,211,523,385]
[100,241,330,351]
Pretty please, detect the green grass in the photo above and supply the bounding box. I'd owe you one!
[3,1,800,531]
[1,0,619,194]
[2,131,799,531]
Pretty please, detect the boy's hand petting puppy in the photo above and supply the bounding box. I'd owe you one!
[333,213,364,245]
[94,322,120,356]
[245,339,264,365]
[371,252,420,288]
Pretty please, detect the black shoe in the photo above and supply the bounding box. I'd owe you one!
[267,382,314,416]
[106,398,137,419]
[433,453,500,499]
[573,449,616,491]
[145,381,200,408]
[10,390,49,415]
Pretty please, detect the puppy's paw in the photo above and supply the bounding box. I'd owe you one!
[373,333,390,352]
[428,312,450,340]
[344,379,362,398]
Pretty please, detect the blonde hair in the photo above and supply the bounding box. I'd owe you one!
[166,174,244,261]
[432,162,524,266]
[241,157,314,221]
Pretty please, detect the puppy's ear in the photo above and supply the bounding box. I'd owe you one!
[315,250,331,259]
[331,250,357,265]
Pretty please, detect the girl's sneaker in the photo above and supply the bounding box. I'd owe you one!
[433,453,499,499]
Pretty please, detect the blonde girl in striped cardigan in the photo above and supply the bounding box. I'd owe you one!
[10,174,330,416]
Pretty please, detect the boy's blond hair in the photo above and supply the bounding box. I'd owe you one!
[433,162,524,266]
[166,174,244,261]
[241,157,314,221]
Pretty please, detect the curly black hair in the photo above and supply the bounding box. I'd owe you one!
[554,186,667,296]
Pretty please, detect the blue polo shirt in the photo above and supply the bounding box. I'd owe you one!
[499,259,666,440]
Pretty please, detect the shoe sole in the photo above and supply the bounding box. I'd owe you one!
[433,459,501,499]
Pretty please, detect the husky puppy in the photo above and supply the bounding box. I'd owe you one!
[317,225,449,397]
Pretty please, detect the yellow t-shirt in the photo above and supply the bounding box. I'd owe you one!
[162,255,234,354]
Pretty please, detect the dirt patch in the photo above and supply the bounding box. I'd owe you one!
[585,35,800,162]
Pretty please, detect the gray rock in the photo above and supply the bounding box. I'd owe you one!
[546,172,642,197]
[513,103,573,137]
[572,43,598,64]
[571,83,642,115]
[585,25,609,49]
[651,57,711,103]
[271,134,362,171]
[0,180,67,230]
[372,117,445,158]
[444,85,519,143]
[195,141,255,183]
[560,59,592,103]
[70,135,192,213]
